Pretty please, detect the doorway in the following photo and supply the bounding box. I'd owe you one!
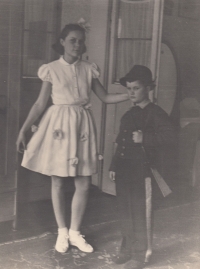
[18,0,62,203]
[101,0,164,195]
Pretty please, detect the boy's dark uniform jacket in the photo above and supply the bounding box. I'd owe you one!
[110,102,177,199]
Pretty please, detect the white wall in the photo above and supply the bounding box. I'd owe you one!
[61,0,110,186]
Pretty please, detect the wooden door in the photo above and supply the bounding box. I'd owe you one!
[101,0,164,195]
[18,0,62,203]
[0,0,24,227]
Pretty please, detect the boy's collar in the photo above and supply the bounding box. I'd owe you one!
[133,99,151,109]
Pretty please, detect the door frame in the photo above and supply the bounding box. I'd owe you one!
[99,0,165,194]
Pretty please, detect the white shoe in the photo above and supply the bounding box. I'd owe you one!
[55,234,69,253]
[69,234,94,253]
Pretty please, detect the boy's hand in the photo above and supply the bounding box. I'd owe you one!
[132,130,143,143]
[109,171,115,181]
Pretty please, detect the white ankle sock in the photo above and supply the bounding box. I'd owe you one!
[58,227,68,235]
[69,229,80,237]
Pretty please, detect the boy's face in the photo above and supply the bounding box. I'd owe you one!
[126,80,149,104]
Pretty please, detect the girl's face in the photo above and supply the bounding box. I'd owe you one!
[126,80,150,104]
[60,30,85,62]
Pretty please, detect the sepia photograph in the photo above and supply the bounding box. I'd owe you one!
[0,0,200,268]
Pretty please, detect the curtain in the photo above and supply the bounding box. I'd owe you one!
[114,0,154,81]
[115,39,152,81]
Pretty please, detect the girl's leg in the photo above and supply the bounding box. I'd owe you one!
[51,176,66,228]
[51,176,69,253]
[70,176,91,231]
[69,176,93,253]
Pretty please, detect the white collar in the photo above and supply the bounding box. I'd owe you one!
[134,99,151,109]
[59,56,80,66]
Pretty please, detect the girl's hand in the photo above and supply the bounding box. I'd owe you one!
[109,171,116,181]
[132,130,143,143]
[92,79,128,104]
[16,131,27,153]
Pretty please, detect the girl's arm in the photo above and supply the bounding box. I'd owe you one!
[16,81,52,152]
[92,78,128,104]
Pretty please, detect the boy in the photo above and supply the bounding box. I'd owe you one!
[109,65,176,268]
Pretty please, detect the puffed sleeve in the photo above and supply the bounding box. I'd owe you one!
[91,63,100,78]
[37,64,52,83]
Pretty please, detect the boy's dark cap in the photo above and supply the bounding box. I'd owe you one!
[119,65,153,87]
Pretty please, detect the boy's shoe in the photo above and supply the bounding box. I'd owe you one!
[124,259,145,269]
[113,235,132,264]
[112,251,132,264]
[69,234,94,253]
[55,234,69,253]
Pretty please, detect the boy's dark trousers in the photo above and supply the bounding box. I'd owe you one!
[115,157,153,254]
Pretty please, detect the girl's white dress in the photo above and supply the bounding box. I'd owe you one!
[22,57,100,177]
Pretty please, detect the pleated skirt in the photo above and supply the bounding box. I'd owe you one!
[22,105,97,177]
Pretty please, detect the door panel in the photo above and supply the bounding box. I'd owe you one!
[157,43,177,115]
[88,0,111,186]
[102,0,164,195]
[0,0,24,226]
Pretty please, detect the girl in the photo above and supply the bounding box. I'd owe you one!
[16,24,128,254]
[109,65,176,268]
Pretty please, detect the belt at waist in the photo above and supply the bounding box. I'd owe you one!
[53,103,92,110]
